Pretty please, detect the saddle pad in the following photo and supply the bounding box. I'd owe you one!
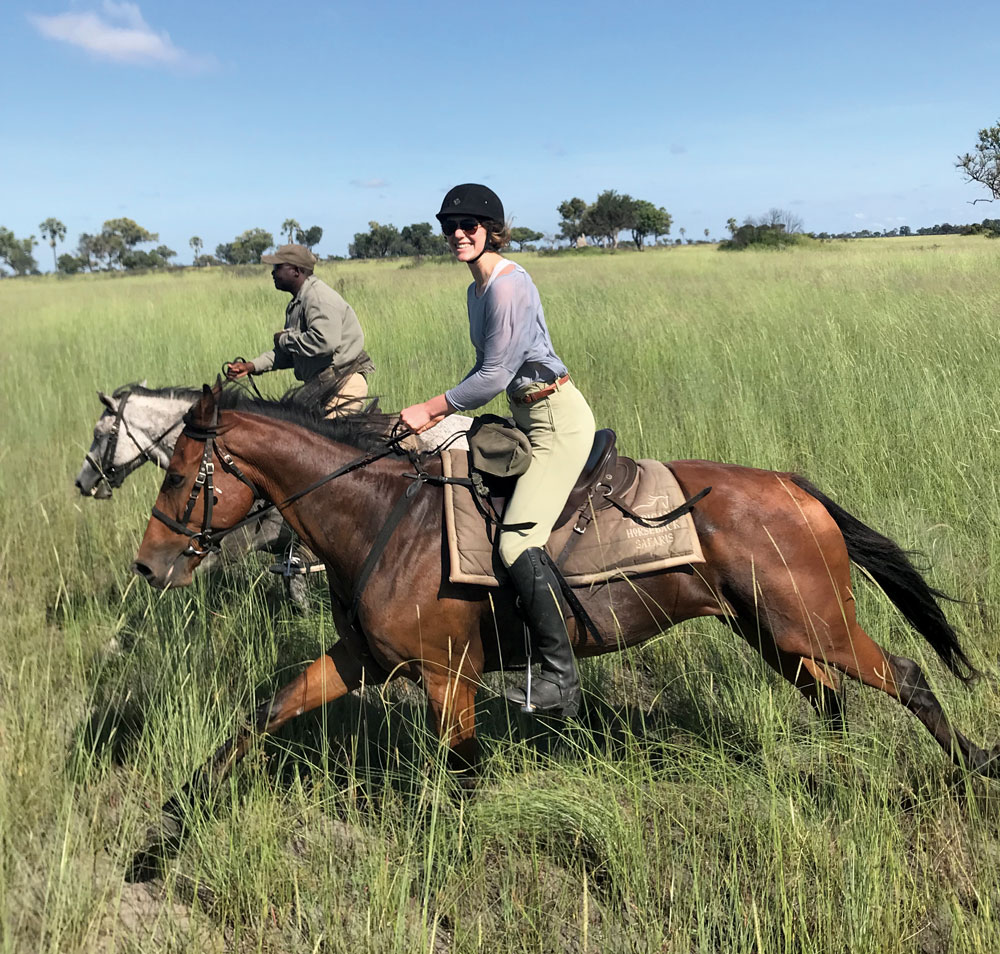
[441,450,705,587]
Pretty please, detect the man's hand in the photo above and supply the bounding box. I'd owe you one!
[225,361,255,380]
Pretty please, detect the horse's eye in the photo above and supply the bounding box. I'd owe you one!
[166,472,186,489]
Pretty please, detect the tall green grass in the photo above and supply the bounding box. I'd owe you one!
[3,237,1000,952]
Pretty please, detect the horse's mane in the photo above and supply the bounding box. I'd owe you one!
[209,358,403,453]
[212,388,398,452]
[111,382,203,403]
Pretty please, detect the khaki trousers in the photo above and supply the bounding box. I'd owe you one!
[322,371,368,418]
[499,379,596,567]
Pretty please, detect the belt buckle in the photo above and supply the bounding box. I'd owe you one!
[525,380,555,404]
[515,387,538,405]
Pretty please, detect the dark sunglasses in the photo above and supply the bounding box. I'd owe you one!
[440,217,482,236]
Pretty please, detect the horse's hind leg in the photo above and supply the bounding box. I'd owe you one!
[726,616,845,731]
[774,603,999,777]
[787,653,844,731]
[879,649,999,776]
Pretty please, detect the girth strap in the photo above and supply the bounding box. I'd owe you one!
[348,472,429,623]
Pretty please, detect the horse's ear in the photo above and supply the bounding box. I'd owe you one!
[139,379,147,388]
[97,390,116,412]
[212,374,223,396]
[189,383,218,428]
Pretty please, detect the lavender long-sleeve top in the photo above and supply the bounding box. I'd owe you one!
[444,260,568,412]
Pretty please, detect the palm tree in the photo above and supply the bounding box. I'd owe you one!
[281,219,300,245]
[189,236,203,264]
[39,218,66,271]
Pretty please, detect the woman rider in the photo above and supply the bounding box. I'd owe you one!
[401,184,596,719]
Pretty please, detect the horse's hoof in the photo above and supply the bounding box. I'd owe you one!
[125,812,185,882]
[125,846,164,883]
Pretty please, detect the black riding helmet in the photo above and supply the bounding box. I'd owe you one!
[436,183,504,224]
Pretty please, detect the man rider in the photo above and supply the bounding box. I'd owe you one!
[225,243,373,414]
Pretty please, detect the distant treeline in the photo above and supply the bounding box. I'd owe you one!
[1,210,998,277]
[0,219,326,276]
[811,219,1000,240]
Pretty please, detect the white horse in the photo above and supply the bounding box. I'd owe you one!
[75,382,471,600]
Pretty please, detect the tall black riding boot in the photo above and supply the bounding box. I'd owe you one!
[503,548,581,719]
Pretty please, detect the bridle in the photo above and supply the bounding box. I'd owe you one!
[150,403,262,558]
[150,404,410,559]
[87,389,180,492]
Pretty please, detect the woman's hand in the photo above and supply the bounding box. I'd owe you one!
[401,394,454,434]
[400,402,437,434]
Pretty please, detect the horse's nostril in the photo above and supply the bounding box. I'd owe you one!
[132,561,154,582]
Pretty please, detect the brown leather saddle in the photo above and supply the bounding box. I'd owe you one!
[470,428,637,531]
[553,429,637,530]
[468,425,707,539]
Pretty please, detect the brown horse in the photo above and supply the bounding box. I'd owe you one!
[131,384,999,817]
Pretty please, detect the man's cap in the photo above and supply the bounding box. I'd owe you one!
[260,244,317,269]
[436,183,505,224]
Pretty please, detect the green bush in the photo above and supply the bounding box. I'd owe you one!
[719,224,813,251]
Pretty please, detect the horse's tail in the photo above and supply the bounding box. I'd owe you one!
[789,474,979,685]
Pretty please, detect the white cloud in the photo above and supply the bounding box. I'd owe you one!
[29,2,212,71]
[854,212,866,219]
[351,178,388,189]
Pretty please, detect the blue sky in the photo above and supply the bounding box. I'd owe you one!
[2,0,997,266]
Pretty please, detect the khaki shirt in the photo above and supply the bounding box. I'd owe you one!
[251,275,367,381]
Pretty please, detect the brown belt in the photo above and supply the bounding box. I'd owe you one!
[518,373,571,405]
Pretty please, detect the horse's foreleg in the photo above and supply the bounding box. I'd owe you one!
[127,641,376,881]
[228,643,371,770]
[423,662,481,783]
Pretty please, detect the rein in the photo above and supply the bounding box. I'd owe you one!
[223,357,266,402]
[88,389,181,492]
[150,408,412,559]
